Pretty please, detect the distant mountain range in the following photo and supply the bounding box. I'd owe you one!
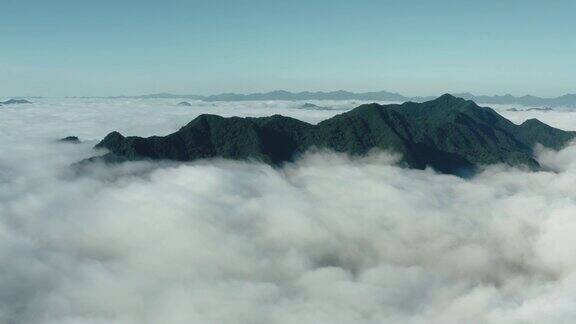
[84,94,575,176]
[102,90,576,107]
[440,93,576,108]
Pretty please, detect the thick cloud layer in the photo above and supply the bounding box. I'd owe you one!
[2,99,576,323]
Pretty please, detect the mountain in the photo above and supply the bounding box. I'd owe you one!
[202,90,408,102]
[1,99,32,105]
[87,95,575,176]
[98,91,576,108]
[58,136,81,143]
[298,103,332,111]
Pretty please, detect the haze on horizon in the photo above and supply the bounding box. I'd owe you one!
[1,0,575,98]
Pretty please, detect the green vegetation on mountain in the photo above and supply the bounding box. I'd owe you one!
[90,95,575,176]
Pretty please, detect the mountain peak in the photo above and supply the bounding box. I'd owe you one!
[521,118,546,126]
[434,93,465,103]
[95,131,125,150]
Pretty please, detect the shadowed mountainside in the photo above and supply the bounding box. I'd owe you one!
[89,95,575,176]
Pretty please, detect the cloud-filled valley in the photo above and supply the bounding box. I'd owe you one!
[3,99,576,323]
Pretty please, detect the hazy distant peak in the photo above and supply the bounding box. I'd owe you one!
[100,90,576,108]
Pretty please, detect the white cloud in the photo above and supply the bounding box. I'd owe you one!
[2,99,576,323]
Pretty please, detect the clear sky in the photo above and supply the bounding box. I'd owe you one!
[1,0,575,97]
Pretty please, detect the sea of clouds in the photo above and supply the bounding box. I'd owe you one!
[2,98,576,323]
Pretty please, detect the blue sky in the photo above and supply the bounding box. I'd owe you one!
[1,0,575,97]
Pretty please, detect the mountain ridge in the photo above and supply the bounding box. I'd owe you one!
[87,95,575,176]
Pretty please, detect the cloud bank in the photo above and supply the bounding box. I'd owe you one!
[2,99,576,323]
